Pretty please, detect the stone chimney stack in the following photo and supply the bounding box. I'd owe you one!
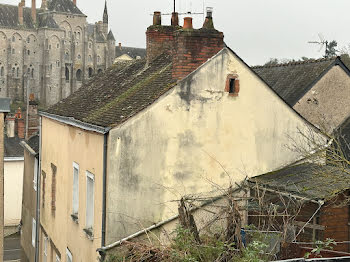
[18,1,25,26]
[26,94,39,139]
[6,116,15,138]
[31,0,36,23]
[146,8,224,80]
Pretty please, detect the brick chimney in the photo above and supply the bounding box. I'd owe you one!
[146,11,177,63]
[146,8,224,80]
[5,116,15,138]
[18,1,25,26]
[15,108,25,139]
[31,0,36,23]
[26,94,39,139]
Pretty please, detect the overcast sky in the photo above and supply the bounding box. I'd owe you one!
[4,0,350,65]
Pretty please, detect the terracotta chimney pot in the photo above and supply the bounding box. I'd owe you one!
[183,17,193,29]
[153,11,161,26]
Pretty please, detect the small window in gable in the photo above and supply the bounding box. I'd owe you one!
[225,74,240,97]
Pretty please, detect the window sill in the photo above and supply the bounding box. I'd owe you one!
[71,214,79,224]
[83,228,94,241]
[228,93,239,97]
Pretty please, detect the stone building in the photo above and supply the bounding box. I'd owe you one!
[0,0,116,106]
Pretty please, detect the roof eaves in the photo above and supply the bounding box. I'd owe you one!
[39,111,111,134]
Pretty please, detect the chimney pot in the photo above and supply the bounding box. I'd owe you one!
[6,117,15,138]
[171,12,179,26]
[183,17,193,29]
[73,0,76,5]
[206,7,213,18]
[153,11,161,26]
[119,42,122,48]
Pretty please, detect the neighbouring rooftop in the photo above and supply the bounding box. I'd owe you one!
[115,46,147,60]
[253,56,350,106]
[249,163,350,201]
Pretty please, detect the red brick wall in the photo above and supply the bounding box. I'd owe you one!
[172,30,224,80]
[320,195,349,252]
[146,26,176,62]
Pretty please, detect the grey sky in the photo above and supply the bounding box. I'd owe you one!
[4,0,350,65]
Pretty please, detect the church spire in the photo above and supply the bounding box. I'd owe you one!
[103,0,108,24]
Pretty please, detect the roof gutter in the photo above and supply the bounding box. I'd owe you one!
[100,133,108,261]
[39,112,111,134]
[4,157,24,162]
[20,140,38,156]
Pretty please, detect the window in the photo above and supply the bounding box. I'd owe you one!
[97,56,101,63]
[77,32,80,40]
[56,60,60,67]
[42,171,46,207]
[57,43,60,49]
[88,68,93,78]
[27,37,30,43]
[33,157,38,191]
[12,36,15,42]
[98,69,103,74]
[225,74,240,97]
[65,67,70,81]
[0,66,4,77]
[77,54,81,60]
[66,248,72,262]
[68,31,72,38]
[27,50,30,55]
[88,55,92,62]
[31,68,34,79]
[43,236,48,262]
[72,163,79,217]
[76,69,82,81]
[16,67,19,78]
[12,67,15,76]
[51,163,57,212]
[88,42,92,49]
[32,218,36,247]
[86,172,94,230]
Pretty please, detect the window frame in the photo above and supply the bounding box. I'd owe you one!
[225,74,240,97]
[66,248,72,262]
[72,162,79,217]
[85,171,95,231]
[32,218,36,247]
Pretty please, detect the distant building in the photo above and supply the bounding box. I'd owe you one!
[34,10,321,261]
[0,0,116,106]
[114,43,146,62]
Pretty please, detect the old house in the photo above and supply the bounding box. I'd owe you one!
[0,0,116,106]
[253,56,350,132]
[30,9,326,261]
[249,163,350,254]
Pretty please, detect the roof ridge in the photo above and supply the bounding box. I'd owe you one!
[252,56,336,69]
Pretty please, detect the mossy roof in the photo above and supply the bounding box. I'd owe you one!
[250,163,350,201]
[253,56,350,107]
[45,54,176,128]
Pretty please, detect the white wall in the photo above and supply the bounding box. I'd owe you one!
[4,159,24,226]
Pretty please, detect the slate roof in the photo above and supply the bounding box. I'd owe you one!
[47,0,84,15]
[0,98,11,113]
[249,163,350,200]
[115,46,147,60]
[37,13,59,29]
[253,58,337,106]
[44,54,176,128]
[107,30,115,41]
[4,135,24,158]
[27,134,39,154]
[0,4,35,29]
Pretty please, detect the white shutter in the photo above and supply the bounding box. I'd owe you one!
[33,157,38,191]
[86,172,94,229]
[72,163,79,215]
[31,218,36,247]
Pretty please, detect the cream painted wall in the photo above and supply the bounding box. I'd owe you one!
[40,117,104,262]
[105,48,321,244]
[4,159,24,226]
[294,65,350,132]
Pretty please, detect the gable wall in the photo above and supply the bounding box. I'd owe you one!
[105,48,322,244]
[294,65,350,132]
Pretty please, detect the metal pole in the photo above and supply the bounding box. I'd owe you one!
[174,0,175,13]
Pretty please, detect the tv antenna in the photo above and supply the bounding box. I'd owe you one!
[308,33,329,58]
[150,0,204,16]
